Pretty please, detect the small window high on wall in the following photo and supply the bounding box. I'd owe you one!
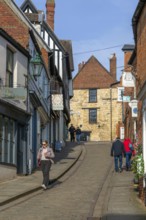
[89,89,97,103]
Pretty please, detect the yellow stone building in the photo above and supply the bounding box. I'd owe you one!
[70,55,122,142]
[70,88,122,141]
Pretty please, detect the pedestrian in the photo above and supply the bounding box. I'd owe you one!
[123,137,134,171]
[37,140,55,190]
[68,124,75,142]
[111,137,125,172]
[75,126,81,143]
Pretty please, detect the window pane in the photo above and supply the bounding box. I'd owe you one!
[89,109,97,123]
[89,89,97,102]
[10,120,14,164]
[7,48,13,72]
[4,117,9,162]
[6,48,14,87]
[6,71,13,87]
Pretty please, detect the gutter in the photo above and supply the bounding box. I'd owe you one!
[132,0,146,42]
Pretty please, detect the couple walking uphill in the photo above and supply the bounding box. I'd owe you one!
[111,137,134,172]
[68,124,81,143]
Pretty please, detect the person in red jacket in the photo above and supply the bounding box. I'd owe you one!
[123,138,133,171]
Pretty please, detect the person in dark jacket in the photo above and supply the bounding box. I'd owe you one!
[111,137,125,172]
[68,124,76,142]
[75,127,81,143]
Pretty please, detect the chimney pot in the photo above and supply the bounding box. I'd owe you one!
[78,62,85,71]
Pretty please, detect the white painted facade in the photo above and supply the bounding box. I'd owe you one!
[0,36,27,88]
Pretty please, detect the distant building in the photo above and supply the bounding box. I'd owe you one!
[70,55,123,142]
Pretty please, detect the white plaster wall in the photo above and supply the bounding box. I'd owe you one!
[0,36,7,85]
[59,51,63,79]
[0,36,28,87]
[44,31,48,45]
[50,38,53,50]
[14,51,28,87]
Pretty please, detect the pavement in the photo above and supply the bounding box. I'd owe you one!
[100,168,146,219]
[0,141,82,207]
[0,141,146,220]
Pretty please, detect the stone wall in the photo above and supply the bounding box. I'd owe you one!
[70,87,122,141]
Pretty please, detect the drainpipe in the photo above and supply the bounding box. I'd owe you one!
[133,82,137,140]
[110,87,112,142]
[110,81,120,141]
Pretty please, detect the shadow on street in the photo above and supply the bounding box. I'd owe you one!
[102,213,146,220]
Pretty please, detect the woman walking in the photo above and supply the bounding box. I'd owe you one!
[37,140,55,189]
[123,138,133,171]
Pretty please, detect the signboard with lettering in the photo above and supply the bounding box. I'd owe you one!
[123,96,131,102]
[120,127,124,140]
[52,94,63,110]
[117,87,124,101]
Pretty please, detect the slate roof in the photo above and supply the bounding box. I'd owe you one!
[122,44,135,51]
[60,40,74,72]
[20,0,38,14]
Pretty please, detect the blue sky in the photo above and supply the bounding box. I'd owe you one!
[15,0,138,80]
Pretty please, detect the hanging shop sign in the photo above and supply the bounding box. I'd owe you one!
[117,87,124,102]
[120,127,125,140]
[123,96,131,102]
[122,72,135,87]
[52,94,63,110]
[129,99,138,117]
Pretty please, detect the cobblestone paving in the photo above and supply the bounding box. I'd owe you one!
[0,143,112,220]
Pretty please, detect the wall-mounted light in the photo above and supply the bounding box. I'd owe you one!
[30,52,43,77]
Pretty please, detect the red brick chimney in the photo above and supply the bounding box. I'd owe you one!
[122,45,135,72]
[78,61,85,72]
[110,53,117,81]
[46,0,55,31]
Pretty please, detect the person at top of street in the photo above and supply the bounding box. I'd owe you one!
[68,124,76,142]
[75,126,81,143]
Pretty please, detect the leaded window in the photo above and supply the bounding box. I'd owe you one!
[89,89,97,103]
[89,109,97,124]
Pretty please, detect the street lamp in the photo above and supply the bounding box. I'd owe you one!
[30,52,43,77]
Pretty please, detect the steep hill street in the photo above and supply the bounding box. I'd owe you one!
[0,142,146,220]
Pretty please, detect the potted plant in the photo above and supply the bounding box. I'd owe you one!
[131,143,144,184]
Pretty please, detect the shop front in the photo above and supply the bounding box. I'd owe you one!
[0,99,30,175]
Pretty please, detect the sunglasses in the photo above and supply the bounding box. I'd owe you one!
[42,143,46,146]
